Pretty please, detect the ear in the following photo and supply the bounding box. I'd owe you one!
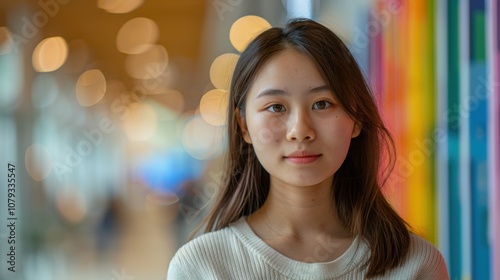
[351,122,361,138]
[235,108,252,144]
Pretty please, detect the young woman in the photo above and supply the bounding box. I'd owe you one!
[168,18,449,279]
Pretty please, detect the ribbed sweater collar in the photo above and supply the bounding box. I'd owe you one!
[229,217,370,279]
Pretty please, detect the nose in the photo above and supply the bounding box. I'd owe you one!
[286,110,316,142]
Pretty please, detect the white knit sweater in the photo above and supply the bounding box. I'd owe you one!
[167,217,449,279]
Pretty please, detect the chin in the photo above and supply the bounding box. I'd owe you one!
[283,176,333,188]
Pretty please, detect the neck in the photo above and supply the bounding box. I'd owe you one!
[249,176,349,239]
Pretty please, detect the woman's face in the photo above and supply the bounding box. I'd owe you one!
[238,49,360,188]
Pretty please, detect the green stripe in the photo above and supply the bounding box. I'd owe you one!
[473,11,486,62]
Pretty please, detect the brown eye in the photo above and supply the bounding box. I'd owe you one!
[267,104,286,112]
[313,100,331,110]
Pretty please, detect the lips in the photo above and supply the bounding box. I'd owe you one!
[284,151,321,164]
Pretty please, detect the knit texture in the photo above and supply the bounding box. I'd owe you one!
[167,218,449,279]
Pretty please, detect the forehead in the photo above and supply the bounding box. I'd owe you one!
[249,49,327,93]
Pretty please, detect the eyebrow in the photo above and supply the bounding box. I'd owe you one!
[256,85,331,98]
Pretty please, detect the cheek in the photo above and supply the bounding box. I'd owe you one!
[268,116,287,140]
[324,117,355,142]
[247,115,285,146]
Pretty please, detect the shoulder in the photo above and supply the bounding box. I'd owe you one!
[169,226,236,265]
[407,234,445,263]
[399,234,449,279]
[167,225,244,279]
[378,234,449,279]
[178,226,236,255]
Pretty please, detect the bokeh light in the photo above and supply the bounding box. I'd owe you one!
[209,53,239,90]
[31,74,59,108]
[116,17,159,54]
[134,148,204,196]
[98,0,144,14]
[123,102,158,141]
[229,15,271,52]
[181,115,225,160]
[0,27,12,55]
[25,144,53,181]
[75,69,107,107]
[125,44,168,80]
[105,79,127,97]
[199,89,228,126]
[55,189,87,224]
[32,36,68,72]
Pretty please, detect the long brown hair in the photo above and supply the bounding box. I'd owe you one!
[197,18,410,278]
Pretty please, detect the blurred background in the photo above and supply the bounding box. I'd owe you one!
[0,0,498,279]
